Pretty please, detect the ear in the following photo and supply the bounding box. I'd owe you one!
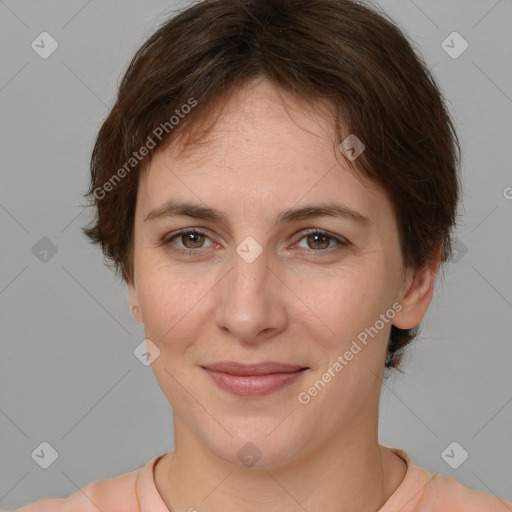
[126,279,143,323]
[393,244,442,330]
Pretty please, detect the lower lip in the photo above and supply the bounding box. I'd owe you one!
[203,368,307,397]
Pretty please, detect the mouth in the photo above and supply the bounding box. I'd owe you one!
[201,362,309,397]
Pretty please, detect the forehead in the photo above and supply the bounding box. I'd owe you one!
[165,78,338,162]
[138,78,387,224]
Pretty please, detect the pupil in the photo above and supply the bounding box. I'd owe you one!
[185,233,202,247]
[310,234,328,249]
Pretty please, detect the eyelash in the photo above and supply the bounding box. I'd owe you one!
[161,228,349,256]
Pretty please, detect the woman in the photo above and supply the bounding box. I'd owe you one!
[13,0,511,510]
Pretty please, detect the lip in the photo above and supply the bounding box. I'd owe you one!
[201,362,308,397]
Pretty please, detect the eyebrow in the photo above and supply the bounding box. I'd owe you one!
[144,200,370,226]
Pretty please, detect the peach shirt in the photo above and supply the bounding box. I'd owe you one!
[11,448,512,512]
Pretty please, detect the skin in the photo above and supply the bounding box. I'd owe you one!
[127,76,441,512]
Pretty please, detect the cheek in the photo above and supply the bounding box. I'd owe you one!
[297,262,395,344]
[295,265,398,411]
[137,266,213,349]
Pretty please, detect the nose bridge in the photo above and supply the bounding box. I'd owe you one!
[228,225,269,290]
[214,236,282,340]
[230,237,270,298]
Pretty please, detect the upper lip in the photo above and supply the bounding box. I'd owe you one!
[201,362,308,376]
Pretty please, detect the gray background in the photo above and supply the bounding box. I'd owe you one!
[1,0,511,508]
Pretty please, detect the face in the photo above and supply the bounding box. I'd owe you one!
[127,77,433,468]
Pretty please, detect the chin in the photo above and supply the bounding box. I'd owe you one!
[201,420,309,471]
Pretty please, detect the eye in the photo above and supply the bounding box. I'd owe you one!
[162,228,214,255]
[295,229,349,253]
[161,227,349,256]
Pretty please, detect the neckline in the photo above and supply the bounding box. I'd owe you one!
[377,448,429,511]
[137,453,171,511]
[139,447,426,512]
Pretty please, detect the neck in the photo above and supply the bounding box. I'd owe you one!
[154,415,406,512]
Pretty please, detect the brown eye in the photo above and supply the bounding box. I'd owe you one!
[296,229,348,252]
[180,231,206,249]
[306,233,331,250]
[163,229,214,254]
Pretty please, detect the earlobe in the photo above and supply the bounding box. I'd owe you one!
[393,245,442,330]
[126,280,143,323]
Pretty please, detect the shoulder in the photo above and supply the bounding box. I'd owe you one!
[9,465,140,512]
[423,471,512,511]
[384,448,512,512]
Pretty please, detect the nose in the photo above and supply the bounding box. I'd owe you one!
[214,244,288,343]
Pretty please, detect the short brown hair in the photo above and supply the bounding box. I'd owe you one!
[82,0,460,370]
